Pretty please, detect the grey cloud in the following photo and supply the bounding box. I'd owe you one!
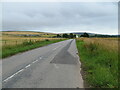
[2,2,118,34]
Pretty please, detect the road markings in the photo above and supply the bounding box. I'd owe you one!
[54,64,59,69]
[39,57,42,59]
[3,69,24,82]
[53,47,57,50]
[3,58,42,83]
[25,64,31,68]
[53,46,61,51]
[32,59,38,64]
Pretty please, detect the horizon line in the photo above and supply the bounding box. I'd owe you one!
[0,30,119,35]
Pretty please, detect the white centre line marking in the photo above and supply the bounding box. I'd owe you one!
[3,69,24,82]
[32,59,38,64]
[3,58,41,83]
[53,46,61,51]
[39,57,42,59]
[54,64,59,69]
[53,48,57,50]
[25,64,31,68]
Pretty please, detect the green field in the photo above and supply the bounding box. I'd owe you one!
[76,38,118,88]
[0,31,65,59]
[1,39,65,59]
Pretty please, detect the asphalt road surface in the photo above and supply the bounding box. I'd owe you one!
[2,39,84,88]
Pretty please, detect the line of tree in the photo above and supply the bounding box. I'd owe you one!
[56,33,76,38]
[91,34,119,38]
[55,32,119,38]
[80,33,119,38]
[80,32,89,37]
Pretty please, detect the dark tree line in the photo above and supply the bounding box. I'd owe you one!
[80,32,89,37]
[55,32,118,38]
[56,33,76,38]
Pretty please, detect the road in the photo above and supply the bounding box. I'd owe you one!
[2,39,84,88]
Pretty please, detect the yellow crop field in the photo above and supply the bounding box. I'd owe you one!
[77,37,118,51]
[76,37,118,88]
[0,31,61,47]
[1,31,54,35]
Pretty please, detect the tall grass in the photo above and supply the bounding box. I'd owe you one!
[76,38,118,88]
[1,39,65,59]
[1,35,63,46]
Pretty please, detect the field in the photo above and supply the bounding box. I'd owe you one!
[1,31,59,46]
[2,31,56,37]
[1,31,119,88]
[0,31,65,58]
[76,38,118,88]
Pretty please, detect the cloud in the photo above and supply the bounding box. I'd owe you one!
[2,2,118,34]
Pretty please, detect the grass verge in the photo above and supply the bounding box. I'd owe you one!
[1,39,65,59]
[76,39,118,88]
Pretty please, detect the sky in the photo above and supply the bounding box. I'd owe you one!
[2,2,118,35]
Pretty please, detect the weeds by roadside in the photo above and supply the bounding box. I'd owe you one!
[76,39,118,88]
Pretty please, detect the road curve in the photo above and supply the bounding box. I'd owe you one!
[2,39,84,88]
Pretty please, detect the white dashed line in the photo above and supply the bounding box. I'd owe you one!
[39,57,42,59]
[53,46,61,51]
[54,64,59,69]
[32,59,38,64]
[3,69,24,82]
[53,47,57,50]
[25,64,31,68]
[3,58,41,83]
[16,69,24,74]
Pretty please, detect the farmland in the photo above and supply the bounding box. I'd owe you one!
[1,31,59,46]
[1,31,119,88]
[76,38,118,88]
[0,31,65,58]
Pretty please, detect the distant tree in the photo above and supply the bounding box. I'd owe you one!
[62,34,69,38]
[57,34,61,38]
[74,34,76,38]
[69,33,74,38]
[94,34,97,37]
[81,32,89,37]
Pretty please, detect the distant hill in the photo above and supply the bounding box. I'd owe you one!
[2,31,55,35]
[1,31,119,38]
[1,31,57,38]
[73,32,95,35]
[73,32,119,37]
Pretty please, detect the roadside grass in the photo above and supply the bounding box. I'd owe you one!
[1,39,65,59]
[76,38,118,88]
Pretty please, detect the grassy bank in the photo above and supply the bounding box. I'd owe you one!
[76,38,118,88]
[1,39,65,59]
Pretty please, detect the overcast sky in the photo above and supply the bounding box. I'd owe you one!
[2,2,118,34]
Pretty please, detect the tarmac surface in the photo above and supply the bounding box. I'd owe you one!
[2,39,84,88]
